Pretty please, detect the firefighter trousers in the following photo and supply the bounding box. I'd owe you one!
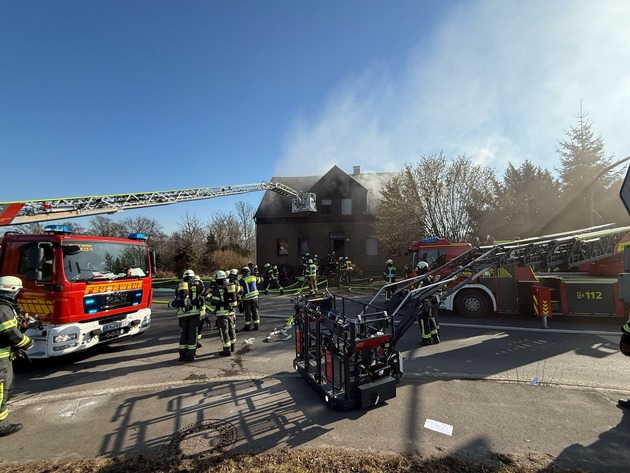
[179,314,200,360]
[0,357,15,431]
[217,314,236,353]
[243,299,260,328]
[418,308,440,344]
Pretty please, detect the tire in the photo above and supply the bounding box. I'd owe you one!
[454,289,490,317]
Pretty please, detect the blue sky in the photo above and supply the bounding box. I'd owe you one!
[2,1,630,234]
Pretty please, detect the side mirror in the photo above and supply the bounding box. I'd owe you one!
[26,246,44,282]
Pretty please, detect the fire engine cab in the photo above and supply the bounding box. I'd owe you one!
[0,224,154,358]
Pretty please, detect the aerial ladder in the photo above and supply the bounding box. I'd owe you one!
[0,181,316,226]
[292,224,630,410]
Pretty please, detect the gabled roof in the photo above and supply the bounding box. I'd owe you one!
[254,166,398,218]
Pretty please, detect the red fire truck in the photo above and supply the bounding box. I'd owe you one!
[0,224,154,358]
[406,224,630,318]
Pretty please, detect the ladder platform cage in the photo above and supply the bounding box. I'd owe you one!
[292,292,398,410]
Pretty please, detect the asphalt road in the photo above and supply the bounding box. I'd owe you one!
[5,292,630,471]
[14,292,627,396]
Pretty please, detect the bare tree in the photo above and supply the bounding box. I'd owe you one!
[206,211,244,253]
[234,201,255,254]
[88,215,125,237]
[171,213,206,276]
[375,153,495,247]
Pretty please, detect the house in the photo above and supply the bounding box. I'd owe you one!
[254,165,397,278]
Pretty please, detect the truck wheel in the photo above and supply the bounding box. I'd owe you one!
[455,289,489,317]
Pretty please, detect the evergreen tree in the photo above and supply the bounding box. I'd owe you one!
[555,108,618,228]
[482,160,560,240]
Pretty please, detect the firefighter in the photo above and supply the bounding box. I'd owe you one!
[209,270,238,356]
[327,249,337,273]
[301,253,311,271]
[344,257,353,285]
[617,314,630,408]
[415,261,440,345]
[305,259,318,293]
[338,256,346,284]
[228,268,244,328]
[240,266,260,330]
[0,276,34,437]
[247,261,260,277]
[383,259,397,302]
[192,275,208,348]
[169,269,203,362]
[264,264,284,295]
[228,269,243,299]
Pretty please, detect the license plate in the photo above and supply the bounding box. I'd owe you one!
[103,320,129,332]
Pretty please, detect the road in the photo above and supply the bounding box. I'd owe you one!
[15,293,627,396]
[5,292,630,471]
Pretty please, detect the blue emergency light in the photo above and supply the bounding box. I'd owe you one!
[44,224,73,235]
[421,236,439,244]
[127,233,147,241]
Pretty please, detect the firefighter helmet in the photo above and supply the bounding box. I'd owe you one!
[242,266,251,274]
[386,259,393,265]
[0,275,22,300]
[214,270,227,280]
[308,259,313,264]
[194,275,201,282]
[416,261,429,274]
[264,263,271,268]
[183,269,195,279]
[229,269,238,277]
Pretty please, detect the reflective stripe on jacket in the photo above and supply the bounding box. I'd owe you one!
[241,275,259,300]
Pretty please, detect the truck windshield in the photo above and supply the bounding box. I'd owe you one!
[62,241,148,282]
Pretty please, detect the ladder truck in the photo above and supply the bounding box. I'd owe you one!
[0,182,316,358]
[407,224,630,318]
[292,224,630,410]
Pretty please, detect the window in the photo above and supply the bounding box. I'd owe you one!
[321,199,332,215]
[341,198,352,215]
[298,239,310,256]
[421,249,447,269]
[277,238,289,256]
[19,245,54,282]
[365,238,378,256]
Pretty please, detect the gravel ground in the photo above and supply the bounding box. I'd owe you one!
[0,447,585,473]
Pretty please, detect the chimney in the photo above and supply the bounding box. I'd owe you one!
[352,165,361,176]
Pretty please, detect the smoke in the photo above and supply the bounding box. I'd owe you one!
[276,0,630,177]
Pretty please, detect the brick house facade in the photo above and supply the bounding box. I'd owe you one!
[254,165,396,279]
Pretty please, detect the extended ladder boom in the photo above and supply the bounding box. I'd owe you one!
[0,181,316,226]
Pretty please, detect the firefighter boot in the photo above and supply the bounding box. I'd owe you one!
[230,343,235,352]
[220,347,231,357]
[243,325,251,331]
[0,423,23,437]
[254,322,259,330]
[432,334,440,344]
[178,349,187,361]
